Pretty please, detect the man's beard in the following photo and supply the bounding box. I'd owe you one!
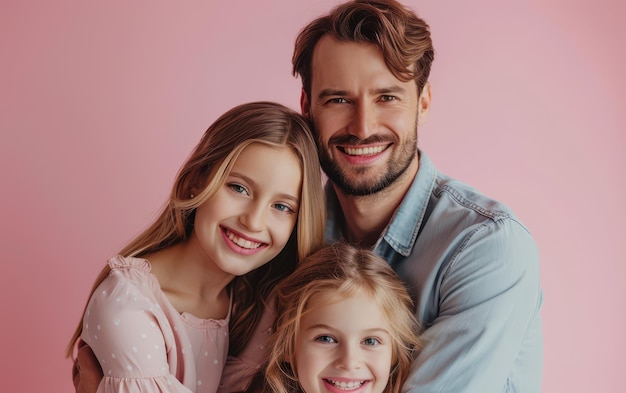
[317,129,418,197]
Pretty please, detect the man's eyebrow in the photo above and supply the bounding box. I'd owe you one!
[372,85,407,95]
[316,85,408,101]
[317,89,349,100]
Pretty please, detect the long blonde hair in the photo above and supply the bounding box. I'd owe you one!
[259,242,421,393]
[66,101,326,358]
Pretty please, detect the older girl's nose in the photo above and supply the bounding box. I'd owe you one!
[240,203,266,231]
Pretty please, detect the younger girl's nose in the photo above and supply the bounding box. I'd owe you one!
[334,344,362,370]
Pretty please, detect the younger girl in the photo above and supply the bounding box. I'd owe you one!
[251,242,422,393]
[66,101,326,392]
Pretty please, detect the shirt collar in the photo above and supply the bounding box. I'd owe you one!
[377,151,436,256]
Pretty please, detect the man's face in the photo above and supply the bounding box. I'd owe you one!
[302,35,430,196]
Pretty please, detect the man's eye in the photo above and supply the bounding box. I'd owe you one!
[363,337,381,346]
[315,335,337,344]
[228,183,249,195]
[328,97,348,104]
[380,95,396,102]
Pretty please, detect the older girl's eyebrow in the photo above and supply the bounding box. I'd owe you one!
[229,172,300,204]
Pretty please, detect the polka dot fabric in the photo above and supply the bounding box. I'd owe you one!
[82,256,229,392]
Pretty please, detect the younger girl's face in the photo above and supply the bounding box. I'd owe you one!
[295,293,394,393]
[191,143,302,277]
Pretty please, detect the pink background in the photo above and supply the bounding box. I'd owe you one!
[1,0,624,391]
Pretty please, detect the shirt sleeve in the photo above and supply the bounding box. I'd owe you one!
[82,273,192,393]
[403,218,543,393]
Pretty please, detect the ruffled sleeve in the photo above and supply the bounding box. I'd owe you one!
[83,256,192,392]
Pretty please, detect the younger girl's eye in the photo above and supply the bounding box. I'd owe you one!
[363,337,381,346]
[273,203,295,214]
[315,335,337,344]
[228,183,249,195]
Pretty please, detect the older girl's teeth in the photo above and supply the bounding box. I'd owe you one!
[344,146,386,156]
[227,231,260,249]
[327,380,364,390]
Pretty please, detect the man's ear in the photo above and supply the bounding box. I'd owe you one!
[417,82,432,125]
[300,88,310,119]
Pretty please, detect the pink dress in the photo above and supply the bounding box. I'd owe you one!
[82,256,229,393]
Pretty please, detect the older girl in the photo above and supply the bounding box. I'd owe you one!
[66,101,326,393]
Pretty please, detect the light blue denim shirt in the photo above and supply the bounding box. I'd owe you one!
[325,151,543,393]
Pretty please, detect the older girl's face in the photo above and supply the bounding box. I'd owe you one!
[294,293,394,393]
[191,143,302,277]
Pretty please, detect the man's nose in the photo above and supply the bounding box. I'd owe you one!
[348,101,376,139]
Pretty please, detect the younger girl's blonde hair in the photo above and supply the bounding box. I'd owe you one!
[66,101,326,359]
[262,242,421,393]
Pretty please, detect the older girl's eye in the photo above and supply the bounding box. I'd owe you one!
[228,183,249,195]
[315,335,337,344]
[273,203,295,214]
[363,337,381,346]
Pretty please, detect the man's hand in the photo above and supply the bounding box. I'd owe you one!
[72,339,103,393]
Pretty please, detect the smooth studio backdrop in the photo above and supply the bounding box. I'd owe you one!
[1,0,624,391]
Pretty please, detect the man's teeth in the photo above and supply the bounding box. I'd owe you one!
[343,146,386,156]
[227,231,261,249]
[327,380,365,390]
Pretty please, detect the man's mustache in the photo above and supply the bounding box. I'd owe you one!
[327,134,394,145]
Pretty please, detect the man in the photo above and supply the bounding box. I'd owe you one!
[74,1,543,392]
[291,1,543,391]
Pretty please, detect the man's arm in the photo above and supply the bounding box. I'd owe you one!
[218,295,277,393]
[404,219,543,392]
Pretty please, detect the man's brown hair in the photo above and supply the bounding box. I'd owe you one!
[293,0,435,98]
